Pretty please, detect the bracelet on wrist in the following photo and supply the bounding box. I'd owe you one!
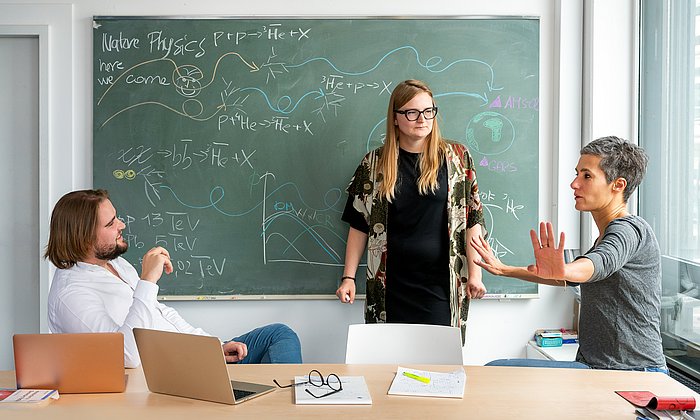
[341,276,355,282]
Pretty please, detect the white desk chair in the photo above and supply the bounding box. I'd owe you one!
[344,323,464,364]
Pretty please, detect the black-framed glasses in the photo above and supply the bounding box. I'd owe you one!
[273,369,343,399]
[394,106,438,121]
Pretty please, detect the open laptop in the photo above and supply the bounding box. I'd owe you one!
[13,332,126,393]
[133,328,275,404]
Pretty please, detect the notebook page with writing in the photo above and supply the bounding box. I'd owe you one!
[388,367,466,398]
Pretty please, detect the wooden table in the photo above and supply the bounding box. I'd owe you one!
[1,364,697,419]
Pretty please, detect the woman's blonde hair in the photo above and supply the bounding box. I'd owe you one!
[378,79,447,201]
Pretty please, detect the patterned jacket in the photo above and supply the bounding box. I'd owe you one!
[346,142,485,341]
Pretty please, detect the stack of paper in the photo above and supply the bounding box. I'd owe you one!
[387,366,466,398]
[0,389,59,405]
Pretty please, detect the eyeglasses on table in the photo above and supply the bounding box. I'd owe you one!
[273,369,343,399]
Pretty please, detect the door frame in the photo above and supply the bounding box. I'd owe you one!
[0,4,73,331]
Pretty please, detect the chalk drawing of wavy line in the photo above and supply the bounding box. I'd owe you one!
[158,182,343,217]
[239,86,325,114]
[265,232,342,266]
[365,91,492,152]
[97,53,258,106]
[197,51,259,88]
[263,231,342,266]
[102,85,325,125]
[97,53,260,126]
[100,99,223,127]
[158,183,343,264]
[263,232,311,263]
[263,211,343,263]
[287,45,500,89]
[263,209,347,245]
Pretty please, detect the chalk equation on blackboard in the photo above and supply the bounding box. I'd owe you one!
[93,18,539,297]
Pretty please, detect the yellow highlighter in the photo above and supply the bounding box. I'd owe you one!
[403,371,430,384]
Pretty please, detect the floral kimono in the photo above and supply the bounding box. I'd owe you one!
[346,142,485,343]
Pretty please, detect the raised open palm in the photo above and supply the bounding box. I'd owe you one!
[527,222,566,280]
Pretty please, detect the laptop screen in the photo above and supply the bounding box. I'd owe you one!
[13,332,126,393]
[133,328,274,404]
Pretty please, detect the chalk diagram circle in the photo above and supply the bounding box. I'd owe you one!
[173,65,204,98]
[182,99,204,118]
[465,111,515,156]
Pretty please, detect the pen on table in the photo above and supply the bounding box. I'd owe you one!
[403,371,430,384]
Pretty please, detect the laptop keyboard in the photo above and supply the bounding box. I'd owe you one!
[233,388,256,400]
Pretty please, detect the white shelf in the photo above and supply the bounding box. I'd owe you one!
[526,340,579,361]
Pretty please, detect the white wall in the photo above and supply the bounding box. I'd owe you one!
[0,36,40,370]
[0,0,637,365]
[581,0,640,247]
[0,4,72,370]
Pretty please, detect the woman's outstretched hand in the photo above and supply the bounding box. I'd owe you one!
[527,222,566,280]
[470,235,507,276]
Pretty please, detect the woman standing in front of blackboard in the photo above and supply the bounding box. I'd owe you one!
[335,79,487,336]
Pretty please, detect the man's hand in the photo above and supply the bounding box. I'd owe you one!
[222,341,248,363]
[140,246,173,283]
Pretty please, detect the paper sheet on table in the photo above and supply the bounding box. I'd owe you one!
[294,376,372,405]
[387,366,465,398]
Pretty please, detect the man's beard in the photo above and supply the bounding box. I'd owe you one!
[94,240,128,261]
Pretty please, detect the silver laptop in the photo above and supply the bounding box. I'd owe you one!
[133,328,275,404]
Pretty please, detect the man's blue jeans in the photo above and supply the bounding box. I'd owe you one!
[229,323,302,364]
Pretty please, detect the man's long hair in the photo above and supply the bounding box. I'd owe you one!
[44,189,110,269]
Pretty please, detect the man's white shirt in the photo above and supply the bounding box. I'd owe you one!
[47,257,212,368]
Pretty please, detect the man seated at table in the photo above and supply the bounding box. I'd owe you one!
[45,189,302,368]
[471,136,666,372]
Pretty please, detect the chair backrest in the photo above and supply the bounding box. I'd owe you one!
[344,323,464,365]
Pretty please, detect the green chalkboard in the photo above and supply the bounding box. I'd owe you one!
[93,17,539,299]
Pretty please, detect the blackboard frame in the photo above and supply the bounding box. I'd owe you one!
[92,15,540,300]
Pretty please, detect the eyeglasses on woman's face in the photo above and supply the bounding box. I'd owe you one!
[394,106,438,121]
